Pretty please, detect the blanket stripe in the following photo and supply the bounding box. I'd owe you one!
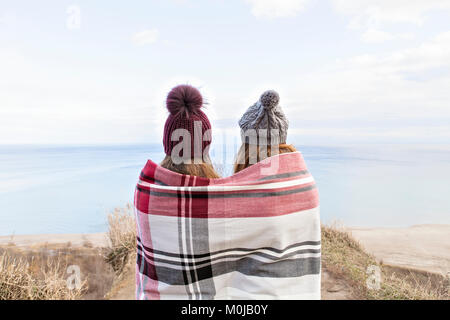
[134,152,321,300]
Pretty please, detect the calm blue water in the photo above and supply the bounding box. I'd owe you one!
[0,144,449,235]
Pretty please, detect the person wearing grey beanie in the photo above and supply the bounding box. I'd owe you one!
[234,90,297,173]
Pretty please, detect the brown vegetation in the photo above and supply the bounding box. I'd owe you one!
[104,205,136,275]
[0,250,86,300]
[322,225,449,300]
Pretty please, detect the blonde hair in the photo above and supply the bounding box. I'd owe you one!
[160,156,221,179]
[233,143,297,174]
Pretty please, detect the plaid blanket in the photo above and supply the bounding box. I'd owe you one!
[134,152,321,300]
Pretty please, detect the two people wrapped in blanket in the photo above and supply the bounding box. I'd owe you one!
[134,85,321,300]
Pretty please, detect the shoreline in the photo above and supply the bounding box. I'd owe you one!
[0,232,109,248]
[1,224,449,276]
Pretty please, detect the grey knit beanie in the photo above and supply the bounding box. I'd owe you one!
[238,90,289,145]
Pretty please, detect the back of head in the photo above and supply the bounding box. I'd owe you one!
[234,90,295,173]
[161,84,220,178]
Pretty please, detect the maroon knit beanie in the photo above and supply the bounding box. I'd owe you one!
[163,85,212,160]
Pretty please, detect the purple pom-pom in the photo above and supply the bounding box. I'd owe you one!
[166,85,203,117]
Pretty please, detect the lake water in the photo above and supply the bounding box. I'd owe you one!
[0,144,449,235]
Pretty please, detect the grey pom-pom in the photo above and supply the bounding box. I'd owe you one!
[260,90,280,110]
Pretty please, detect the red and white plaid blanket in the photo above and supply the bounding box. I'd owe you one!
[134,152,321,300]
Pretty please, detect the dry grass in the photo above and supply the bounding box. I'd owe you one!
[104,205,136,274]
[0,205,134,300]
[374,265,449,300]
[0,251,86,300]
[0,243,116,300]
[322,224,377,299]
[322,225,449,300]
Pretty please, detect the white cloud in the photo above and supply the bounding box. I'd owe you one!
[0,48,162,145]
[352,31,450,72]
[131,29,159,46]
[0,12,17,27]
[362,29,394,43]
[284,31,450,124]
[245,0,310,18]
[207,31,450,144]
[332,0,450,28]
[332,0,450,43]
[362,28,414,43]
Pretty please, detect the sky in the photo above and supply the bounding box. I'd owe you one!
[1,0,450,146]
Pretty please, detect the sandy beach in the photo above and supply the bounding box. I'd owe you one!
[348,224,450,275]
[0,233,109,248]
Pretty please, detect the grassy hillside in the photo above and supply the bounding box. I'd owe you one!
[1,206,448,300]
[322,226,448,299]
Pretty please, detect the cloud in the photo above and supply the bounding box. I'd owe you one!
[284,31,450,125]
[331,0,450,43]
[0,12,17,27]
[0,48,163,145]
[362,28,414,43]
[332,0,450,28]
[351,31,450,73]
[244,0,310,18]
[131,29,159,46]
[206,31,450,144]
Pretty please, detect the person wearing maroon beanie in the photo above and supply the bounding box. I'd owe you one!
[160,85,220,178]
